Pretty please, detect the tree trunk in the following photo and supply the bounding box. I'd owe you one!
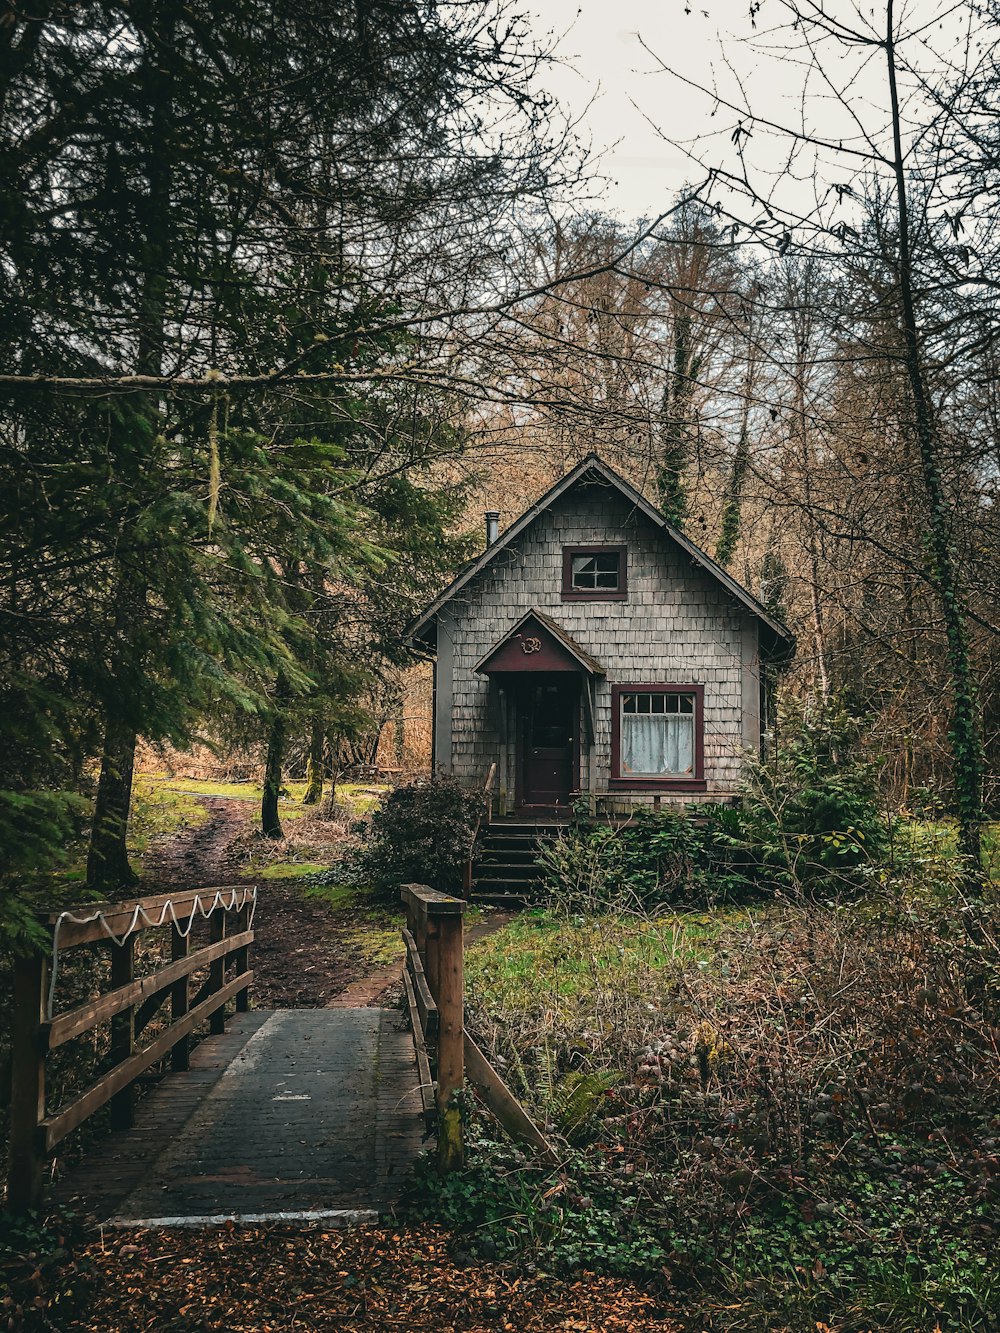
[262,706,286,839]
[392,695,405,768]
[87,714,139,892]
[85,2,176,888]
[302,718,324,804]
[886,0,984,877]
[793,317,831,701]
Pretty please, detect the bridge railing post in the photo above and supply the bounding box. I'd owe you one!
[234,904,251,1013]
[109,936,136,1130]
[400,884,467,1171]
[170,922,190,1072]
[209,910,227,1035]
[8,953,46,1213]
[431,903,465,1172]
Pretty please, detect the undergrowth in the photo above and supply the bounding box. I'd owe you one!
[436,887,1000,1331]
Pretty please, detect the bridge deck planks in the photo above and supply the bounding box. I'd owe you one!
[53,1008,425,1222]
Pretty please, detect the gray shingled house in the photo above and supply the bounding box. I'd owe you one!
[408,456,793,849]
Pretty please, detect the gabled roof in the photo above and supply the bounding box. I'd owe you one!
[408,454,795,659]
[473,609,605,676]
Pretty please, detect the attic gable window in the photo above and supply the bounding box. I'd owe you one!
[611,684,706,790]
[561,545,627,601]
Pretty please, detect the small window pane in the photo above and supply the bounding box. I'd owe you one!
[570,550,620,592]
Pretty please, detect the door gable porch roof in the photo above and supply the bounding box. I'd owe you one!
[474,609,605,676]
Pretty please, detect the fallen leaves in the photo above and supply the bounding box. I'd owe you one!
[67,1224,681,1332]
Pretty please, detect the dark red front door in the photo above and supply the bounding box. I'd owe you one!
[520,678,577,808]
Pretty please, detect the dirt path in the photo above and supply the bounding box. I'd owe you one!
[141,794,247,888]
[139,796,511,1010]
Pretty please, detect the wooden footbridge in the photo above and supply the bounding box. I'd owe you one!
[7,883,550,1222]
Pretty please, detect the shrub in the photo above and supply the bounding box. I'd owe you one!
[537,804,757,911]
[538,698,892,911]
[343,774,484,903]
[456,893,1000,1325]
[743,696,890,898]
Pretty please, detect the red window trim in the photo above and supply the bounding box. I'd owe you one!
[561,544,628,601]
[610,683,706,790]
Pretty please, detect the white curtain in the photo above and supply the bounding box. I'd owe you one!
[621,713,694,776]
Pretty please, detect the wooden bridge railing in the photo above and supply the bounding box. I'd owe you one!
[401,882,555,1172]
[7,886,255,1213]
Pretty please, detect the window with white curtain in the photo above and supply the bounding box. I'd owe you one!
[618,690,696,777]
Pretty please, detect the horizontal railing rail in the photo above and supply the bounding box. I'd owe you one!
[7,885,255,1213]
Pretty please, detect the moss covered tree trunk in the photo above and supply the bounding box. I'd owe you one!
[302,718,324,804]
[886,1,984,878]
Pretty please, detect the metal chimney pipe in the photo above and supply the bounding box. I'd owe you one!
[484,511,500,547]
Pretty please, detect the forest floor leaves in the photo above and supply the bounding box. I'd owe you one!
[66,1223,683,1332]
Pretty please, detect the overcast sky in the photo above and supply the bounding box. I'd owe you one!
[524,0,982,225]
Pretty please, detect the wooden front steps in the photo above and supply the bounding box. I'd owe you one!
[471,819,565,903]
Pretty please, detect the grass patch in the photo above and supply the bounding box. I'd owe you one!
[302,880,360,911]
[450,891,1000,1330]
[254,861,331,880]
[466,905,756,1017]
[145,774,388,817]
[129,776,210,854]
[341,923,404,966]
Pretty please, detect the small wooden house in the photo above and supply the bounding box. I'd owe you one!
[408,455,793,819]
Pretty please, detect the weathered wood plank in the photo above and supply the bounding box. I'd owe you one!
[435,913,465,1170]
[46,930,253,1049]
[42,970,251,1151]
[399,883,465,917]
[464,1031,557,1163]
[402,928,438,1039]
[401,969,436,1129]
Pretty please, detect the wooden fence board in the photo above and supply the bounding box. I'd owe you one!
[42,971,251,1151]
[45,931,253,1049]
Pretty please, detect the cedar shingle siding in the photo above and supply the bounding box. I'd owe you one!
[432,481,764,810]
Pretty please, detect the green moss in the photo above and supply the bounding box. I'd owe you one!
[252,861,331,880]
[341,923,405,966]
[302,881,359,910]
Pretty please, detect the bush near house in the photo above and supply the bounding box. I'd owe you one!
[539,701,892,911]
[341,775,485,904]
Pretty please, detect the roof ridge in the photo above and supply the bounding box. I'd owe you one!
[406,453,794,656]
